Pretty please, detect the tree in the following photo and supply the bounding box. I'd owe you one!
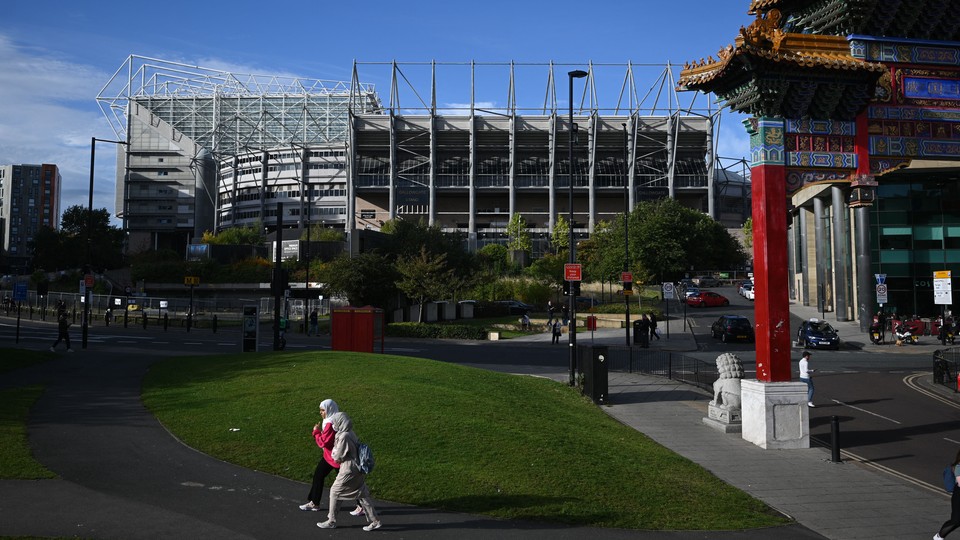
[396,247,454,322]
[551,214,570,252]
[322,253,399,309]
[299,224,345,242]
[742,218,753,249]
[30,206,124,271]
[201,224,265,245]
[506,213,532,253]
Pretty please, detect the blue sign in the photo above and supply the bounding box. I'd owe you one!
[12,282,27,302]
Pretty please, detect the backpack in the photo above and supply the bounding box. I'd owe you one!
[944,465,956,494]
[357,441,375,474]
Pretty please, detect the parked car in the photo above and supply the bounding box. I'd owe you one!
[797,318,840,350]
[685,291,730,308]
[743,285,755,301]
[738,281,753,297]
[575,296,600,310]
[693,276,721,288]
[494,300,533,315]
[678,279,696,293]
[710,315,755,343]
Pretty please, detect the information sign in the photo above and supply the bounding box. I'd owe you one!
[621,272,633,283]
[662,282,675,300]
[876,283,888,304]
[934,270,953,305]
[564,263,582,282]
[13,282,27,302]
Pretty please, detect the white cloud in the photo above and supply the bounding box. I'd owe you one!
[0,34,117,221]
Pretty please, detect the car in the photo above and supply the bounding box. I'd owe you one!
[738,281,753,297]
[743,286,754,301]
[710,315,755,343]
[678,279,695,293]
[683,285,700,298]
[796,318,840,350]
[575,296,600,310]
[693,276,721,288]
[685,291,730,308]
[494,300,533,315]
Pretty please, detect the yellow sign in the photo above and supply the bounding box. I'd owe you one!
[934,270,952,279]
[622,289,634,296]
[184,276,200,286]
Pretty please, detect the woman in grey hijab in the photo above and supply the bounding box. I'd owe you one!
[316,412,381,531]
[299,399,340,512]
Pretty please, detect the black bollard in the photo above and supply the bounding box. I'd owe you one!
[212,315,218,334]
[163,313,169,332]
[186,313,192,333]
[142,312,147,330]
[830,415,841,463]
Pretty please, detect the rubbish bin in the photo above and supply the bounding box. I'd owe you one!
[582,345,608,405]
[633,320,643,345]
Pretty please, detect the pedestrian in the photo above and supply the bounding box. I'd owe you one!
[300,399,341,512]
[546,301,555,327]
[649,311,659,340]
[551,319,562,344]
[520,312,531,331]
[317,412,382,531]
[935,449,960,539]
[50,302,73,353]
[799,351,815,407]
[638,314,650,348]
[308,308,319,336]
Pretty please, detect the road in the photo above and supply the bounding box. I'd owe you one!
[3,293,958,497]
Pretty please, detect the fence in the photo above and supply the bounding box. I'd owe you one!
[584,344,718,392]
[933,348,960,392]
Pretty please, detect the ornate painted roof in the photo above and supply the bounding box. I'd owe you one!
[748,0,960,41]
[678,9,885,119]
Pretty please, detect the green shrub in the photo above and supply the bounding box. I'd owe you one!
[387,322,488,340]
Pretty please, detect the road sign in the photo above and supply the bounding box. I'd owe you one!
[876,283,888,304]
[621,272,633,283]
[84,274,94,288]
[935,270,952,305]
[662,282,675,300]
[184,276,200,286]
[13,282,27,302]
[875,273,886,285]
[564,263,582,282]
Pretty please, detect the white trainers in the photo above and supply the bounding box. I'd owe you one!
[316,520,336,529]
[299,501,320,511]
[363,521,382,531]
[808,402,815,408]
[350,505,365,516]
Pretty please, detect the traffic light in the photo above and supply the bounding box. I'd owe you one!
[272,269,290,296]
[563,280,570,296]
[37,281,48,296]
[623,281,633,293]
[563,280,581,297]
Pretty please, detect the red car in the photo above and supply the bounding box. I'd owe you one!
[685,291,730,308]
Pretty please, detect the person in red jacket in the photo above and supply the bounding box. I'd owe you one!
[299,399,341,511]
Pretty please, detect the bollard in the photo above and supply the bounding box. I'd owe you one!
[187,313,192,333]
[142,312,147,330]
[830,416,841,463]
[163,313,169,331]
[212,315,218,334]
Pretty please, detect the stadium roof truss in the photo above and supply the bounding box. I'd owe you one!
[96,55,381,157]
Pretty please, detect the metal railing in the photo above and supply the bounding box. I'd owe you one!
[933,348,960,391]
[581,344,717,392]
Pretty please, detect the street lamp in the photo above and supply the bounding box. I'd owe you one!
[568,69,588,386]
[622,123,631,346]
[84,136,128,349]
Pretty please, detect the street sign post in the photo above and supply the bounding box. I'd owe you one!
[564,263,582,282]
[935,270,953,306]
[876,283,888,304]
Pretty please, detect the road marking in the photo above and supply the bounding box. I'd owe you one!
[904,373,960,410]
[217,342,235,346]
[810,438,949,497]
[945,437,960,445]
[831,399,901,424]
[184,342,203,345]
[117,340,138,344]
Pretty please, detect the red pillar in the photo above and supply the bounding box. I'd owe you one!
[746,118,792,382]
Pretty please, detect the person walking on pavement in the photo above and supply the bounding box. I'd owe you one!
[546,301,555,328]
[317,412,382,531]
[551,319,562,344]
[308,308,319,336]
[300,399,341,512]
[799,351,816,407]
[935,449,960,539]
[638,314,650,348]
[50,302,73,353]
[649,311,659,341]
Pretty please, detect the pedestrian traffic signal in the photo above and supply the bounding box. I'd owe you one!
[563,280,570,296]
[272,269,290,296]
[623,281,632,292]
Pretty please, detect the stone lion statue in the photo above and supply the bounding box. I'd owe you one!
[711,353,744,410]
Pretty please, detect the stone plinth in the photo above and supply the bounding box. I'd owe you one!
[703,404,742,433]
[741,379,809,449]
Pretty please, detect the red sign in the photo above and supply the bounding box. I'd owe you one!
[621,272,633,283]
[84,274,94,288]
[564,263,582,282]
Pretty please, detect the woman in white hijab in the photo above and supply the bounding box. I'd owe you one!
[299,399,340,512]
[316,411,381,531]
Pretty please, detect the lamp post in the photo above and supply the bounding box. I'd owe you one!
[622,123,631,346]
[568,69,588,386]
[85,137,128,349]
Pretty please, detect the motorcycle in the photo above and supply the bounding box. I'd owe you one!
[869,320,884,344]
[894,324,919,346]
[939,322,956,345]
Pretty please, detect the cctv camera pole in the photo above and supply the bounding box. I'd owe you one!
[273,202,283,351]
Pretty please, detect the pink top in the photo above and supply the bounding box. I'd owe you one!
[313,423,339,468]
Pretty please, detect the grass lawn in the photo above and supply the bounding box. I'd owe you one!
[142,351,788,530]
[0,347,55,375]
[0,386,56,479]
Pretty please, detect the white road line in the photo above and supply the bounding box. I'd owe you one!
[945,438,960,445]
[184,342,203,345]
[904,372,960,410]
[831,399,901,424]
[217,342,235,346]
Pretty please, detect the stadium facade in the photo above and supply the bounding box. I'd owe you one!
[98,57,749,257]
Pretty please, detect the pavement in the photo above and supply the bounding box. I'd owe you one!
[0,300,955,539]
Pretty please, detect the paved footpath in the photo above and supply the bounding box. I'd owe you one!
[0,302,953,539]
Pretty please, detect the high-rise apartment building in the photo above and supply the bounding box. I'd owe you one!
[0,163,61,272]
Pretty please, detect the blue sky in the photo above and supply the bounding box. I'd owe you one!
[1,1,756,222]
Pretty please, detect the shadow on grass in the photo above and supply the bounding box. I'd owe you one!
[410,493,614,526]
